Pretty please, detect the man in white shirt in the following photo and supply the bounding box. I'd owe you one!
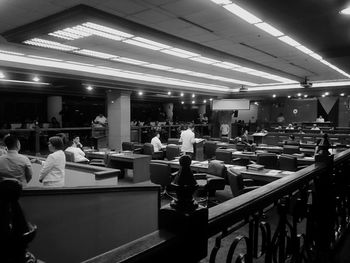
[151,132,163,152]
[316,115,325,123]
[94,114,107,126]
[65,141,89,163]
[179,123,195,158]
[0,135,32,186]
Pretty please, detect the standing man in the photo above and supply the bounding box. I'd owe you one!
[0,135,32,186]
[94,113,107,126]
[151,132,163,152]
[179,123,195,159]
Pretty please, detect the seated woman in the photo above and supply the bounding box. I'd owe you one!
[72,135,83,149]
[32,136,66,187]
[65,141,89,163]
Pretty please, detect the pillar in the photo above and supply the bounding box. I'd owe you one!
[47,96,62,124]
[107,90,131,151]
[163,103,174,121]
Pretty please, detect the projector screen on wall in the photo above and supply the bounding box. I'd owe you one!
[212,99,250,110]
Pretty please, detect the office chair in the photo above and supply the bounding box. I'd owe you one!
[203,141,217,160]
[122,141,142,154]
[215,149,233,164]
[149,161,176,199]
[279,154,298,172]
[227,168,260,197]
[143,143,164,160]
[64,151,75,162]
[165,145,181,161]
[283,145,300,154]
[167,138,180,145]
[256,153,278,169]
[0,180,37,263]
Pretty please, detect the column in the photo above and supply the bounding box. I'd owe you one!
[47,96,62,124]
[107,90,131,151]
[163,102,173,121]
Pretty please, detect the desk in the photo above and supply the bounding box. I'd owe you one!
[252,132,267,145]
[108,153,152,183]
[85,150,117,161]
[166,160,291,183]
[256,145,283,153]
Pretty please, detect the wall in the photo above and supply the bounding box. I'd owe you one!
[338,97,350,127]
[231,104,258,123]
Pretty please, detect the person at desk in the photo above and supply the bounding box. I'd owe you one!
[65,141,89,163]
[151,132,163,152]
[32,136,66,187]
[94,114,107,127]
[311,124,320,131]
[286,123,294,130]
[276,113,285,123]
[316,115,325,123]
[0,135,32,186]
[72,135,83,149]
[220,122,230,138]
[179,123,195,159]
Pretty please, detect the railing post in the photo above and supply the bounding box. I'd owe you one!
[35,126,40,156]
[313,133,334,263]
[160,155,208,263]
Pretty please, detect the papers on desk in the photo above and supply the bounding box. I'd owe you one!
[303,157,314,160]
[281,171,294,175]
[265,170,281,176]
[194,138,205,143]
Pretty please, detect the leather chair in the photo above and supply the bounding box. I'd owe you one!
[0,180,37,262]
[283,145,300,154]
[215,149,233,164]
[279,154,298,171]
[167,138,180,145]
[122,142,142,154]
[204,141,217,160]
[143,143,164,160]
[284,140,300,146]
[236,142,246,151]
[227,168,260,197]
[256,153,278,169]
[64,150,75,162]
[150,161,176,198]
[165,145,181,161]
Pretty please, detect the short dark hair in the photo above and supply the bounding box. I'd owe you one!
[49,136,64,150]
[4,135,19,149]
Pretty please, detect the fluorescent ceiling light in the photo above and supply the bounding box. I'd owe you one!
[255,22,284,37]
[168,69,194,74]
[132,37,170,49]
[161,48,199,58]
[0,50,24,56]
[340,7,350,15]
[66,61,95,67]
[312,80,350,88]
[0,78,50,85]
[73,49,116,59]
[278,36,301,47]
[189,57,220,64]
[295,45,314,54]
[75,25,125,41]
[24,38,78,51]
[123,39,163,50]
[83,22,133,38]
[309,53,322,60]
[213,61,241,69]
[0,72,5,78]
[111,57,148,65]
[247,83,302,91]
[49,32,74,40]
[210,0,232,4]
[144,64,173,70]
[223,3,262,24]
[28,55,62,61]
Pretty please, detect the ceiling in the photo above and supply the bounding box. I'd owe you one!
[0,0,350,99]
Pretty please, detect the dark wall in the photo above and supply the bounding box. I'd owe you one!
[338,97,350,127]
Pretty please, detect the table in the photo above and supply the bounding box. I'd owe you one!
[107,153,152,183]
[166,160,292,183]
[252,132,268,145]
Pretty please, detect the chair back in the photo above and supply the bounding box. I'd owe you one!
[166,145,180,161]
[64,151,75,162]
[236,143,246,151]
[283,145,300,154]
[279,154,298,171]
[167,138,179,145]
[215,149,233,164]
[122,142,134,151]
[204,141,217,159]
[221,137,230,143]
[143,143,154,155]
[256,153,278,169]
[227,168,244,197]
[149,162,172,187]
[207,160,227,179]
[284,140,300,146]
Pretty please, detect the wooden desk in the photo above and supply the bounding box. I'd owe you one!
[166,160,292,183]
[256,145,283,153]
[108,153,152,183]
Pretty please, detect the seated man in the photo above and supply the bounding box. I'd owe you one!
[316,115,325,123]
[72,135,83,149]
[151,132,163,152]
[65,141,89,163]
[0,135,32,186]
[311,124,320,131]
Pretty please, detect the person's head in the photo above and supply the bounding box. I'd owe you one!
[99,113,104,117]
[244,130,248,135]
[187,123,194,130]
[154,132,160,138]
[72,136,80,144]
[289,134,295,141]
[48,136,64,152]
[4,135,20,151]
[319,115,323,118]
[313,123,317,127]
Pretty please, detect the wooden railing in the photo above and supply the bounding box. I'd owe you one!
[84,146,350,263]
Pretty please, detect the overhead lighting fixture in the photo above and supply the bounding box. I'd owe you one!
[192,100,195,104]
[181,101,184,104]
[209,98,213,101]
[203,99,207,103]
[0,78,50,85]
[143,64,173,70]
[297,93,302,97]
[189,56,220,64]
[288,95,291,98]
[111,57,148,65]
[325,92,329,96]
[304,94,308,98]
[167,91,172,95]
[24,38,78,51]
[340,93,345,96]
[161,48,199,58]
[210,0,232,4]
[83,22,133,38]
[272,94,276,98]
[340,7,350,15]
[73,49,116,59]
[138,91,143,95]
[254,101,259,105]
[254,22,283,37]
[223,3,262,24]
[322,94,326,97]
[33,76,40,82]
[312,80,350,87]
[278,36,301,47]
[132,37,170,49]
[123,39,164,50]
[0,71,5,79]
[247,83,302,91]
[86,85,93,91]
[192,94,196,98]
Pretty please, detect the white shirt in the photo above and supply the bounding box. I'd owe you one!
[220,124,230,136]
[151,136,163,152]
[316,117,324,123]
[0,150,32,185]
[39,150,66,185]
[65,146,89,163]
[179,128,195,153]
[94,115,107,125]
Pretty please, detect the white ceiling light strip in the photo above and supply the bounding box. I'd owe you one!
[24,38,78,51]
[73,49,116,59]
[0,78,50,85]
[24,22,296,83]
[0,52,231,92]
[210,0,350,78]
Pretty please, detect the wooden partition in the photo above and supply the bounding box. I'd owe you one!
[21,185,159,263]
